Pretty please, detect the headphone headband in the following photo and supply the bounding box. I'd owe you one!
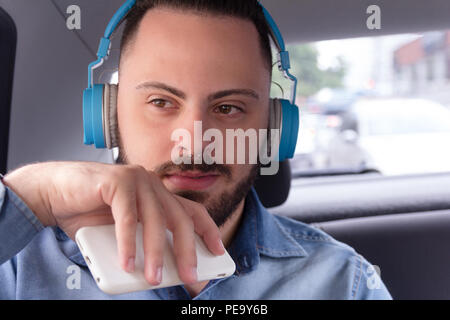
[259,5,298,105]
[87,0,297,104]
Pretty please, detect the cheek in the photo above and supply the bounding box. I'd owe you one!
[249,101,270,130]
[117,100,173,167]
[228,163,257,186]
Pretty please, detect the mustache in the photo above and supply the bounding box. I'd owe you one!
[154,160,232,180]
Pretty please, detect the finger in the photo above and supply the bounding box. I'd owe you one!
[136,179,166,286]
[151,184,198,284]
[176,196,225,256]
[109,184,138,273]
[170,212,197,284]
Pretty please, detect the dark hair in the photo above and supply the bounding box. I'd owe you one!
[119,0,273,72]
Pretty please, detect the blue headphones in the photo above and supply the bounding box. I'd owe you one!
[83,0,299,161]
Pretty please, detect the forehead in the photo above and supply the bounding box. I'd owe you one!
[119,8,270,91]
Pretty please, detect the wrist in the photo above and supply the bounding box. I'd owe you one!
[2,165,55,227]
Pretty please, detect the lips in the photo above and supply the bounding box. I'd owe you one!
[165,171,220,190]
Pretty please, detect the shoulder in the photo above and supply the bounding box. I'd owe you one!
[271,213,358,268]
[271,214,392,299]
[272,213,353,252]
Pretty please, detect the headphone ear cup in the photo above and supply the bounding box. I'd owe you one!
[267,99,282,158]
[83,84,107,148]
[103,84,119,149]
[83,87,94,146]
[278,99,300,161]
[269,98,282,130]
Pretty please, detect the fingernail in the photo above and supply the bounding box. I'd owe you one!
[191,267,198,282]
[155,266,162,284]
[217,239,225,254]
[126,258,135,273]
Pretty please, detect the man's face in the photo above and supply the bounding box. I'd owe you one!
[117,8,271,226]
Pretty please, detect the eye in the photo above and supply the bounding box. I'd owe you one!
[214,105,242,115]
[147,98,173,109]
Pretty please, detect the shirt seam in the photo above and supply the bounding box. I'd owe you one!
[289,231,333,243]
[256,244,305,256]
[352,253,363,299]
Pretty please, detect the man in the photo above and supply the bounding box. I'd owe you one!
[0,0,391,299]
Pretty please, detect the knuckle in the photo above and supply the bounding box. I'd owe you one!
[173,239,195,257]
[173,214,194,231]
[124,164,142,177]
[127,165,159,186]
[144,246,164,259]
[118,214,137,228]
[129,164,146,173]
[185,199,204,212]
[180,212,195,226]
[194,203,210,218]
[114,164,144,180]
[144,169,158,179]
[186,217,195,230]
[107,167,130,185]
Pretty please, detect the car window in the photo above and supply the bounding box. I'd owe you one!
[359,102,450,136]
[280,29,450,177]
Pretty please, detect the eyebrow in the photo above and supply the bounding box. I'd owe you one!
[135,81,260,101]
[136,81,186,99]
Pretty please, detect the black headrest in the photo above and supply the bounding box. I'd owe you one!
[253,160,292,208]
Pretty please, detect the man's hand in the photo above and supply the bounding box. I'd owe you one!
[3,162,225,285]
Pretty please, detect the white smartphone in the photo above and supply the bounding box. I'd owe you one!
[75,223,236,295]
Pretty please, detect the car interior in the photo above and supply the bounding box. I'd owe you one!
[1,0,450,300]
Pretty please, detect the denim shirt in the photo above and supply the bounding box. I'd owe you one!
[0,180,391,300]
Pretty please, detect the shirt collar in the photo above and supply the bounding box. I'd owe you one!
[58,187,308,271]
[227,187,307,275]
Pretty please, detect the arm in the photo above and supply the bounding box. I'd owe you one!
[353,254,393,300]
[0,176,45,300]
[0,176,44,265]
[0,162,224,287]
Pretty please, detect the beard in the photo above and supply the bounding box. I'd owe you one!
[167,162,260,227]
[117,146,259,227]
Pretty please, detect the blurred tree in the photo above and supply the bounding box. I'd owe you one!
[271,44,347,98]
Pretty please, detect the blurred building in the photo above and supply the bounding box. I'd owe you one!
[394,31,450,106]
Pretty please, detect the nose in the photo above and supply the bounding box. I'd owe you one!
[171,106,218,163]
